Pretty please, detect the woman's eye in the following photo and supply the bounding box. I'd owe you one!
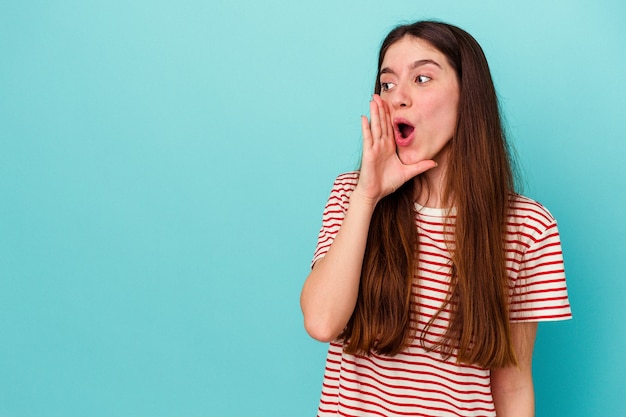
[416,75,432,83]
[380,82,395,92]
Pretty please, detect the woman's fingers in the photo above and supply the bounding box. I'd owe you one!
[369,99,382,140]
[404,160,438,179]
[366,95,394,147]
[373,94,392,140]
[361,96,398,163]
[361,115,373,148]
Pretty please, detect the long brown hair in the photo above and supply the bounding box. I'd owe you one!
[340,21,518,368]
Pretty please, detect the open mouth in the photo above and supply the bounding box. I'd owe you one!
[394,119,415,143]
[398,123,414,139]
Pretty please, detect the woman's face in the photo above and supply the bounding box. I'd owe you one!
[379,36,460,166]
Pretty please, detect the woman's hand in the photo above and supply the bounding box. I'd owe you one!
[355,94,437,204]
[301,96,438,342]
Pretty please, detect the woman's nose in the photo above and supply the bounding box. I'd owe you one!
[390,84,411,109]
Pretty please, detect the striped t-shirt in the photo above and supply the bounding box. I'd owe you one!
[311,172,572,417]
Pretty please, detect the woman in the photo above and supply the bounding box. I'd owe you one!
[301,21,571,416]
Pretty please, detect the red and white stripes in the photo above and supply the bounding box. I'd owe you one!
[311,172,572,417]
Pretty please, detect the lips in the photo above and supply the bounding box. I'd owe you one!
[393,118,415,146]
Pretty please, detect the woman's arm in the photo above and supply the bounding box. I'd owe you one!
[491,322,538,417]
[300,96,437,342]
[300,191,376,342]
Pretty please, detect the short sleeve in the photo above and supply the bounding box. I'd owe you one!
[311,172,359,267]
[509,219,573,322]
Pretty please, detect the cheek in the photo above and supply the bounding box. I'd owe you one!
[429,96,459,130]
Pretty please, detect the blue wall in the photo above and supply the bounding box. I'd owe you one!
[1,1,624,416]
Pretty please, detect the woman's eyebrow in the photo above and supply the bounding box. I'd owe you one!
[380,59,442,75]
[411,59,441,69]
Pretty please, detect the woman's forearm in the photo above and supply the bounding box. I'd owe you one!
[491,322,538,417]
[491,372,535,417]
[300,191,376,342]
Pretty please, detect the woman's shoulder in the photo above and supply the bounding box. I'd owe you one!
[320,171,360,209]
[333,171,360,185]
[327,171,360,194]
[508,193,558,230]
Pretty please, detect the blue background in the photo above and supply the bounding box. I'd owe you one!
[1,0,624,416]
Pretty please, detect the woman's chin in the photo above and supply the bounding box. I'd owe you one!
[397,144,449,167]
[397,151,425,166]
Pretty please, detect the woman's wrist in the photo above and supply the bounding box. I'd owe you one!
[350,186,382,210]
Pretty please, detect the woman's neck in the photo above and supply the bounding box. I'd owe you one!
[414,151,449,209]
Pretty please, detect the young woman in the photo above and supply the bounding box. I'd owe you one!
[301,21,571,417]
